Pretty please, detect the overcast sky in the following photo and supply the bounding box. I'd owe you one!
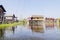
[0,0,60,19]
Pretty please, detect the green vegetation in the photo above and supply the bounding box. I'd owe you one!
[20,19,27,25]
[0,22,22,29]
[0,19,27,29]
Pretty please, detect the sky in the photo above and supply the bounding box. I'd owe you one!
[0,0,60,19]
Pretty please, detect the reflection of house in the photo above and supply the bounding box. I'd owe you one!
[29,15,44,32]
[0,5,6,24]
[5,15,17,23]
[45,18,55,28]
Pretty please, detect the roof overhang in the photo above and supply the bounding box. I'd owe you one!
[0,5,6,12]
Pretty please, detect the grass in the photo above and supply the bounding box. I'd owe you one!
[0,22,23,29]
[0,20,27,29]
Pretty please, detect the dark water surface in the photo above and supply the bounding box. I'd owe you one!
[0,25,60,40]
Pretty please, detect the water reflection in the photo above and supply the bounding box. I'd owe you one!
[1,25,60,40]
[0,29,5,38]
[30,26,44,33]
[12,26,15,34]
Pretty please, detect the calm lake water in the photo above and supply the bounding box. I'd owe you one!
[0,25,60,40]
